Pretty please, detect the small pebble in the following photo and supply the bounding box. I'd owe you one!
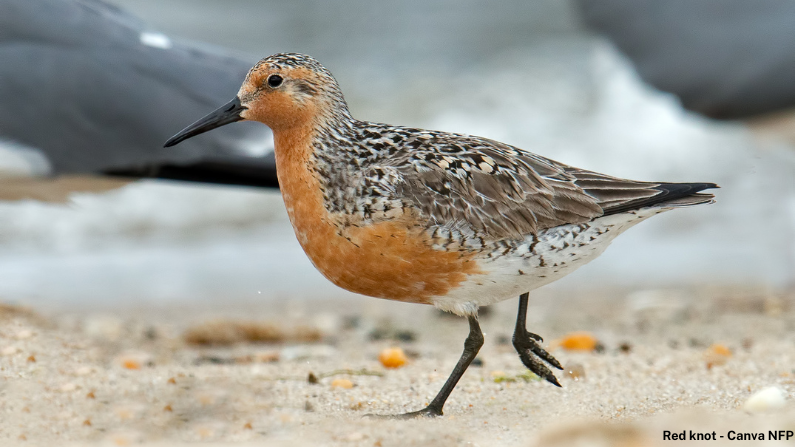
[115,351,153,370]
[378,347,408,368]
[121,359,141,370]
[495,335,511,346]
[564,363,586,380]
[556,332,598,351]
[704,343,732,369]
[331,378,354,389]
[144,327,158,340]
[368,327,389,341]
[744,387,786,413]
[395,330,416,342]
[1,346,19,356]
[341,315,361,330]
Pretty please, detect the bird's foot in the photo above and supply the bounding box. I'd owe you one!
[513,329,563,387]
[364,405,443,419]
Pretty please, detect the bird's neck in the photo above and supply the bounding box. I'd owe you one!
[273,124,323,222]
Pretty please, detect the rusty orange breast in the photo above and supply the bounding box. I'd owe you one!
[273,128,482,304]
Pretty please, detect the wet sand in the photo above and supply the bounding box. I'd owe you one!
[1,285,794,446]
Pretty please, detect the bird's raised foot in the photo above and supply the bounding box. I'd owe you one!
[364,405,443,419]
[513,329,563,387]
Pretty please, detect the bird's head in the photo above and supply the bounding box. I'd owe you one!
[165,53,349,147]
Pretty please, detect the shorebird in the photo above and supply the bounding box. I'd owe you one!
[0,0,277,203]
[165,53,717,417]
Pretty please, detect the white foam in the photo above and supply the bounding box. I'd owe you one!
[0,139,52,177]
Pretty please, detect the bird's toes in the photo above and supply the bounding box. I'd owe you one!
[529,343,563,370]
[514,332,563,371]
[517,349,561,387]
[364,406,443,419]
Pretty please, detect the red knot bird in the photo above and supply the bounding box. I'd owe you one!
[165,53,718,418]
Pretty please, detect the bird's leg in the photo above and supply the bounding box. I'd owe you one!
[512,292,562,386]
[370,314,484,419]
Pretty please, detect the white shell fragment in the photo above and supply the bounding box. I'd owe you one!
[743,386,786,413]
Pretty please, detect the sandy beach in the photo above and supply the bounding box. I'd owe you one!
[2,285,793,446]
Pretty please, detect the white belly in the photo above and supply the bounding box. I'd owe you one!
[431,208,668,315]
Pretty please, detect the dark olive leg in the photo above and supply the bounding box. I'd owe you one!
[512,292,562,386]
[371,314,484,418]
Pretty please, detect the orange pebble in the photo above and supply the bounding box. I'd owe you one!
[556,332,598,351]
[121,359,141,370]
[705,343,732,368]
[378,347,408,368]
[708,343,732,357]
[331,378,354,389]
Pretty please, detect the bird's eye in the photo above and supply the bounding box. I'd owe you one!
[267,74,283,88]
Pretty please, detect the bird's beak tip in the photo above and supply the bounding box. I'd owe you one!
[164,97,246,147]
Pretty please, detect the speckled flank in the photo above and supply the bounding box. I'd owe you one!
[237,53,717,315]
[432,208,667,314]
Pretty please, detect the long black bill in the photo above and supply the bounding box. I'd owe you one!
[164,97,247,147]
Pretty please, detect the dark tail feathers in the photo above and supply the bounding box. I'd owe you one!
[602,182,718,216]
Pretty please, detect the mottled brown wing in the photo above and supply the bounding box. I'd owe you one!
[384,132,717,240]
[354,125,715,240]
[391,134,604,240]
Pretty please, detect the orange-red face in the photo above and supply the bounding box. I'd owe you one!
[237,65,324,132]
[163,58,330,148]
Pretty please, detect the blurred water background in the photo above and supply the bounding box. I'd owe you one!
[0,0,793,308]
